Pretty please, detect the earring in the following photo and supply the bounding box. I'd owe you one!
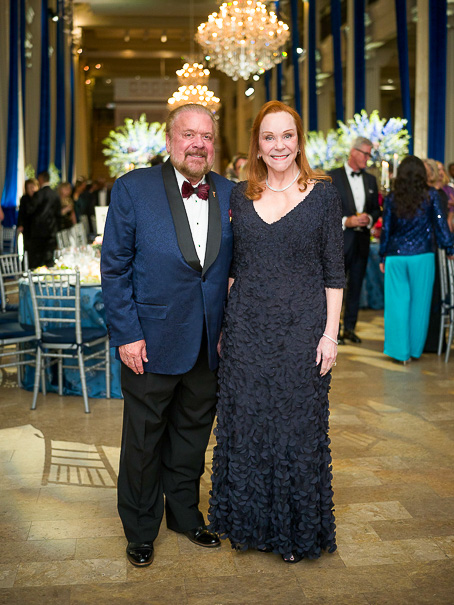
[257,154,261,160]
[297,148,301,155]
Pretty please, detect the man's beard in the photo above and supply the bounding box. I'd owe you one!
[171,152,214,181]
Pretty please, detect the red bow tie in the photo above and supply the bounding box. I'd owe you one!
[181,181,210,200]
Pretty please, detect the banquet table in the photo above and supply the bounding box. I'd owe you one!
[19,280,122,399]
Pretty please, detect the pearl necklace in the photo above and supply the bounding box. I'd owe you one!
[266,170,301,192]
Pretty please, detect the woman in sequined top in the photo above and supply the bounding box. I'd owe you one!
[379,155,454,363]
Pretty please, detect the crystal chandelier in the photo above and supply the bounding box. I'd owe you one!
[168,62,221,113]
[196,0,290,81]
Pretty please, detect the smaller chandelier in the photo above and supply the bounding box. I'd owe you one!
[196,0,290,81]
[177,62,211,86]
[168,62,221,113]
[168,84,221,113]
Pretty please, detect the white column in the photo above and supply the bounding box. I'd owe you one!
[414,0,429,158]
[445,20,454,164]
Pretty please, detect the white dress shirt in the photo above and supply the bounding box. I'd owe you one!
[342,162,372,230]
[174,168,209,266]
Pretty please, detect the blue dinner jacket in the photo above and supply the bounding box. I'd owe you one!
[101,160,234,374]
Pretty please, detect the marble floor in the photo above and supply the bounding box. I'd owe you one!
[0,310,453,605]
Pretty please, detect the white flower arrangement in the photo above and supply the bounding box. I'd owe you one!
[305,110,410,170]
[102,114,169,178]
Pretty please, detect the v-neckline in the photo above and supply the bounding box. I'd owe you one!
[252,182,318,226]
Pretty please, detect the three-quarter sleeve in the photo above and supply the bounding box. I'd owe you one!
[322,183,346,288]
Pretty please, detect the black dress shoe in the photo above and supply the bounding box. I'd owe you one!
[343,330,362,343]
[126,542,154,567]
[184,526,221,548]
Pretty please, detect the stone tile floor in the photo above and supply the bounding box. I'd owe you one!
[0,310,453,604]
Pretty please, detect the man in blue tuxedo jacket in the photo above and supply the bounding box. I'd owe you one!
[101,104,234,567]
[328,137,380,344]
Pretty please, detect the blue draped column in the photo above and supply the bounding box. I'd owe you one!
[428,0,447,162]
[330,0,344,123]
[38,0,51,174]
[275,1,283,101]
[290,0,301,116]
[20,0,26,126]
[308,0,317,130]
[264,69,271,102]
[68,53,75,184]
[354,0,365,113]
[1,0,20,227]
[394,0,413,153]
[55,0,66,179]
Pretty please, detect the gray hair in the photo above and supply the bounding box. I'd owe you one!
[166,104,218,140]
[352,136,373,150]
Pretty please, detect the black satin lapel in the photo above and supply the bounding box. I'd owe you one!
[341,168,357,216]
[202,173,222,276]
[162,160,202,273]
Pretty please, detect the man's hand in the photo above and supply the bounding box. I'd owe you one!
[345,213,370,228]
[119,339,148,374]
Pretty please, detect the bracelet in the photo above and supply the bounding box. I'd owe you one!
[322,333,338,345]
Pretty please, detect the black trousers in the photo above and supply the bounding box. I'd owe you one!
[343,237,369,331]
[117,333,218,543]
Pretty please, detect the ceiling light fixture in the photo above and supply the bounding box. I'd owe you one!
[196,0,290,81]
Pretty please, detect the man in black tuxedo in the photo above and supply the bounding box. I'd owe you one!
[329,137,380,344]
[26,171,61,268]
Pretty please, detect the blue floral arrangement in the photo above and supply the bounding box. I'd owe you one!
[305,110,410,170]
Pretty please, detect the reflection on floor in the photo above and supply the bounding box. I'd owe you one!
[0,310,453,604]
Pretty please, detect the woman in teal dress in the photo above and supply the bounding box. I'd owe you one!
[379,155,454,363]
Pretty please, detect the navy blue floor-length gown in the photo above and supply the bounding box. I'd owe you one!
[208,180,345,559]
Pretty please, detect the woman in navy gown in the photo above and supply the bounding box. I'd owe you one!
[379,155,454,363]
[208,101,345,563]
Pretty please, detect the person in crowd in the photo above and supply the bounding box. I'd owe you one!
[25,171,61,269]
[448,162,454,184]
[17,178,39,256]
[436,161,454,231]
[76,180,97,234]
[72,177,87,222]
[92,178,111,208]
[208,101,344,563]
[379,155,454,363]
[58,182,77,230]
[225,153,247,182]
[423,158,454,351]
[328,137,380,344]
[232,154,248,182]
[101,103,234,568]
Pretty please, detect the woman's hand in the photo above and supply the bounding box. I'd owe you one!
[316,336,337,376]
[379,262,385,273]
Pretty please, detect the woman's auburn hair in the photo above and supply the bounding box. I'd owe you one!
[245,100,330,201]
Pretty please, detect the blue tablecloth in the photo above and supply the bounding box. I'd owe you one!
[19,280,122,398]
[359,241,384,310]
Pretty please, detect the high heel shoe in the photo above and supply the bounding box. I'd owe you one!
[282,553,303,564]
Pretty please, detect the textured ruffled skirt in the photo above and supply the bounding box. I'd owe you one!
[208,324,337,559]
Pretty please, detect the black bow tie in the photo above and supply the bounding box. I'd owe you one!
[181,181,210,200]
[351,171,362,177]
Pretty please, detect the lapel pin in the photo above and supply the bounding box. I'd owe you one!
[213,191,216,198]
